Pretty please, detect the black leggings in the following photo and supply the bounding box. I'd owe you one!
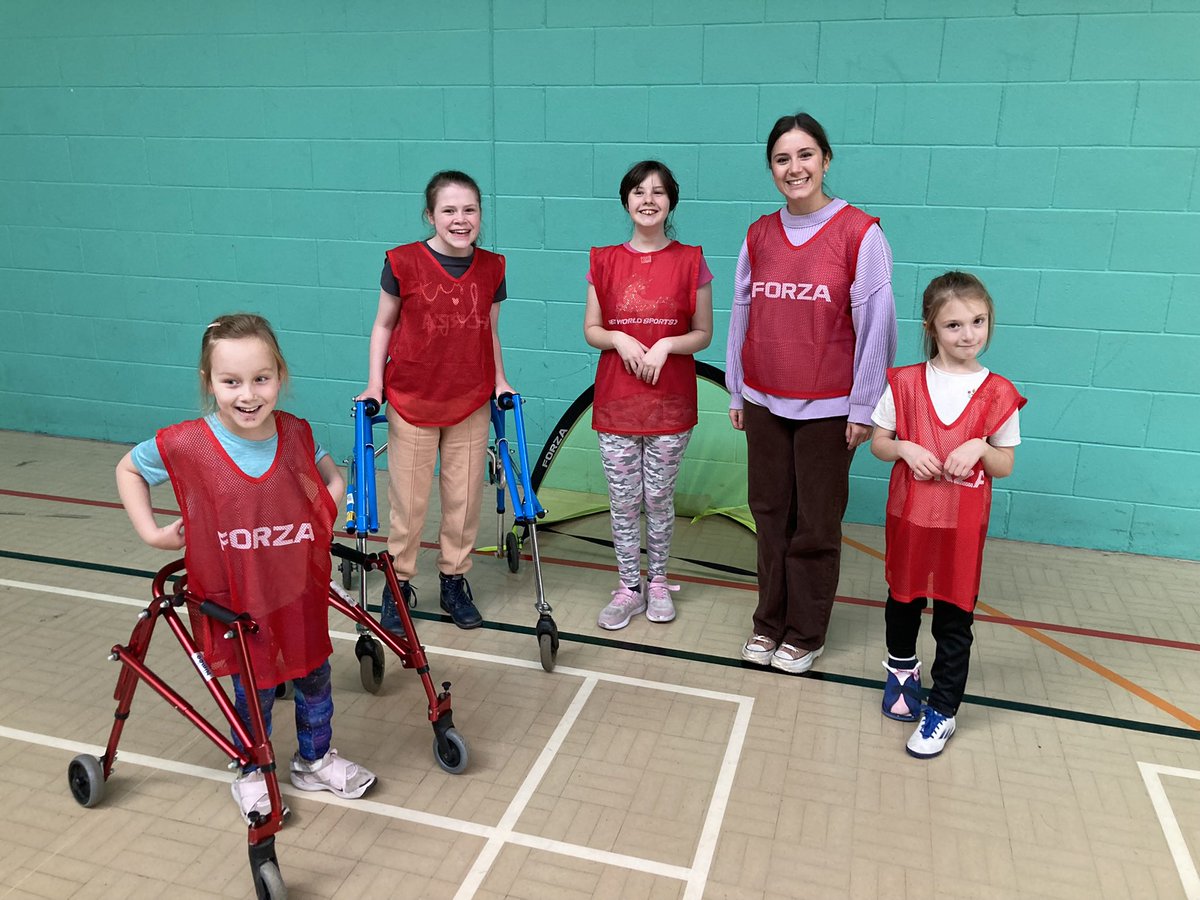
[885,594,974,717]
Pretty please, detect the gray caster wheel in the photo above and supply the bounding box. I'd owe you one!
[433,727,468,774]
[254,860,287,900]
[505,531,520,573]
[67,753,105,808]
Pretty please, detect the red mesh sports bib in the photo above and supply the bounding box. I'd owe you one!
[741,205,878,399]
[884,364,1026,611]
[591,241,701,435]
[384,241,505,426]
[158,413,335,688]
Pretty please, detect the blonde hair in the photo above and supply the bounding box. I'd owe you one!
[198,313,288,409]
[921,271,996,359]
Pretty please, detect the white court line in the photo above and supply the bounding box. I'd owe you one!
[3,574,754,895]
[1139,761,1200,899]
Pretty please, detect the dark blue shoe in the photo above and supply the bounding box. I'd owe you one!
[882,661,922,722]
[380,581,416,638]
[439,573,482,629]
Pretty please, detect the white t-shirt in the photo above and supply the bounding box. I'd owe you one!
[870,362,1021,447]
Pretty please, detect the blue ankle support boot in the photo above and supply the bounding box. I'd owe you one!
[380,581,416,638]
[439,573,482,629]
[882,660,922,722]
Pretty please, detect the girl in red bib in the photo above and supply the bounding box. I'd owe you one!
[116,314,376,824]
[358,171,514,632]
[870,272,1026,759]
[584,160,714,629]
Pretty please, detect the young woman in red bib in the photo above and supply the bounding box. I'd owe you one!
[584,160,714,630]
[116,314,376,824]
[359,171,514,631]
[727,113,897,673]
[871,272,1025,759]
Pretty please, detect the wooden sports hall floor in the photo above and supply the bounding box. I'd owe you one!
[1,429,1198,899]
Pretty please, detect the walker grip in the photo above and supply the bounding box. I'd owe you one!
[496,392,516,410]
[198,599,242,626]
[362,398,380,417]
[330,541,372,568]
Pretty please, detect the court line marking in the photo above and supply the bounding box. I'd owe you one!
[2,578,753,895]
[11,487,1198,654]
[1139,761,1200,899]
[842,537,1200,730]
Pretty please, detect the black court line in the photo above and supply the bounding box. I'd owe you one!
[3,548,1197,743]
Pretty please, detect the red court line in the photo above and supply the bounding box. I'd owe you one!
[4,486,1198,655]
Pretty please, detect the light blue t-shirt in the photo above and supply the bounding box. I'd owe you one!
[131,413,329,486]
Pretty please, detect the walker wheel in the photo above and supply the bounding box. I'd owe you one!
[357,636,385,693]
[67,754,105,808]
[433,727,469,774]
[536,616,559,673]
[253,860,287,900]
[538,632,557,672]
[275,682,294,701]
[505,531,521,573]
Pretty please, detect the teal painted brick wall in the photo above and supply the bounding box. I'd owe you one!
[2,2,1199,562]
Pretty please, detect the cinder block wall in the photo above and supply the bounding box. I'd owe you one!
[1,2,1197,560]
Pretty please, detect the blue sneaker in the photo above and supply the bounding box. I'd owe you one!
[882,661,922,722]
[906,707,956,759]
[380,581,416,638]
[439,573,482,629]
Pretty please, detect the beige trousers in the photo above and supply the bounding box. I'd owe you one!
[384,402,490,581]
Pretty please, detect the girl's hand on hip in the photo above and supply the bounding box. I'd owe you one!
[150,518,186,551]
[845,422,872,450]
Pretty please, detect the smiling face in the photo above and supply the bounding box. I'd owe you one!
[928,296,992,372]
[206,336,281,441]
[624,171,672,233]
[425,182,481,257]
[769,127,830,215]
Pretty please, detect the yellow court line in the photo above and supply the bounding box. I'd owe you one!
[843,536,1200,731]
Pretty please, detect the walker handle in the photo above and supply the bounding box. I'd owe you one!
[496,391,517,411]
[198,599,244,627]
[361,397,381,417]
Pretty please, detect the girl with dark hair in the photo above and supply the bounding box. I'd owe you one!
[359,170,514,631]
[584,160,714,629]
[727,113,898,673]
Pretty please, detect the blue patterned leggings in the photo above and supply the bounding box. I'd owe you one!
[597,430,692,587]
[232,659,333,770]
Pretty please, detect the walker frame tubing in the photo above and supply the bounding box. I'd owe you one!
[490,395,546,526]
[102,559,284,842]
[329,543,453,727]
[490,394,552,616]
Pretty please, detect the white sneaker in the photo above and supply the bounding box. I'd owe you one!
[231,769,289,824]
[769,643,824,674]
[290,750,376,799]
[906,708,956,759]
[740,634,776,666]
[645,576,678,623]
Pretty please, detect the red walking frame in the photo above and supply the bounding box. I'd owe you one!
[67,545,466,900]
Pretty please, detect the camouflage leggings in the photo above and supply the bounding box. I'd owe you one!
[597,430,692,586]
